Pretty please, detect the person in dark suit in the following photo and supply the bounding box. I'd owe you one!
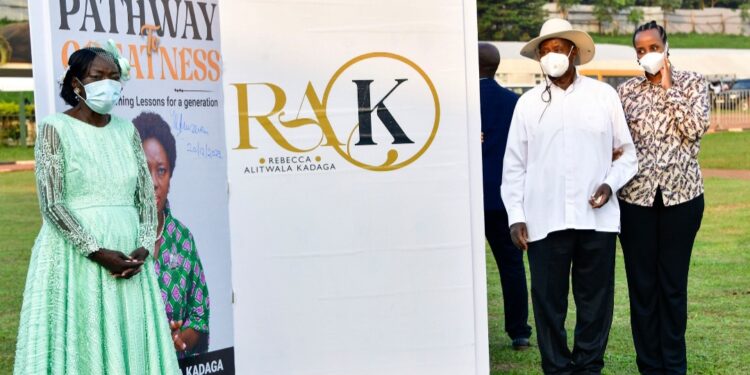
[478,42,532,350]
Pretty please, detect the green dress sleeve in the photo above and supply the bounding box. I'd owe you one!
[131,129,158,251]
[35,123,99,256]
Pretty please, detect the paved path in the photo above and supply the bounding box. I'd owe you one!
[0,161,34,173]
[710,116,750,132]
[3,160,750,181]
[702,168,750,180]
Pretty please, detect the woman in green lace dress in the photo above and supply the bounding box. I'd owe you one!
[13,45,180,374]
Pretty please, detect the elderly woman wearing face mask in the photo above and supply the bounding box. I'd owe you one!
[616,21,710,375]
[13,41,180,374]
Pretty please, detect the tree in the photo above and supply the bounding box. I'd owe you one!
[557,0,579,19]
[741,2,750,23]
[477,0,546,41]
[627,7,645,30]
[711,0,748,8]
[0,36,11,65]
[659,0,683,30]
[660,0,684,12]
[593,0,635,34]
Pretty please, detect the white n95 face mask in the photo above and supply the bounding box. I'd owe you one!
[540,47,573,78]
[639,42,669,75]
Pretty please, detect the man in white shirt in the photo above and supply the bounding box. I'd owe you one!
[501,19,637,374]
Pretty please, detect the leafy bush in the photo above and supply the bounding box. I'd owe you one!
[0,102,35,116]
[0,102,35,143]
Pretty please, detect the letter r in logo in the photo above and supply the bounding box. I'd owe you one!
[353,79,414,146]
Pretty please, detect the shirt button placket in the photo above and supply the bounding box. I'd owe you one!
[562,95,575,227]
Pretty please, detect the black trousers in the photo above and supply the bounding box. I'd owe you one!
[619,193,704,375]
[527,229,616,375]
[485,210,532,340]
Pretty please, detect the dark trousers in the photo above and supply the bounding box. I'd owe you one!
[527,230,616,375]
[485,210,532,340]
[619,193,704,375]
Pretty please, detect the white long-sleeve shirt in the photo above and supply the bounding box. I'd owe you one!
[501,74,638,242]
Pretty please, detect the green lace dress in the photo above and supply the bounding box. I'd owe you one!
[14,113,181,375]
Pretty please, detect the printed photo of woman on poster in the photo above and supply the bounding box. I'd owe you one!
[134,111,210,358]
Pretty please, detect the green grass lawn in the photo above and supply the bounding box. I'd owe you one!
[0,171,748,374]
[591,32,750,49]
[0,146,34,163]
[0,172,38,371]
[700,131,750,170]
[487,177,750,374]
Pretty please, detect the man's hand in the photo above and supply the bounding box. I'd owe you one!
[612,147,624,162]
[589,184,613,209]
[510,222,529,251]
[88,248,143,278]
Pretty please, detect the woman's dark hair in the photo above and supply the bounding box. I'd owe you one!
[133,112,177,176]
[632,20,668,47]
[59,47,121,106]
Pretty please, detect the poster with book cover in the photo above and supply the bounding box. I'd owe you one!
[29,1,234,373]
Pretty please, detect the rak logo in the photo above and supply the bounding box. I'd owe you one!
[230,52,440,171]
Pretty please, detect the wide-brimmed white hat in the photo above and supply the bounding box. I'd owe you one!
[520,18,595,65]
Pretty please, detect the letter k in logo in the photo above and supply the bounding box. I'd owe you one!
[352,79,414,146]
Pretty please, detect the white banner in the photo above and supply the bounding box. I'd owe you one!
[28,1,234,373]
[220,1,488,374]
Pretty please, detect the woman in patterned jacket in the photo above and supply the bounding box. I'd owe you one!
[134,111,211,358]
[616,21,709,375]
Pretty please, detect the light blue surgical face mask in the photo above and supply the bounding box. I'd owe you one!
[75,78,122,114]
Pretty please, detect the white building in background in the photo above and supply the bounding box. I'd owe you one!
[544,4,750,36]
[0,0,28,21]
[489,41,750,93]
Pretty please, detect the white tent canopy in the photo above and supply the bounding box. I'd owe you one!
[0,76,34,92]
